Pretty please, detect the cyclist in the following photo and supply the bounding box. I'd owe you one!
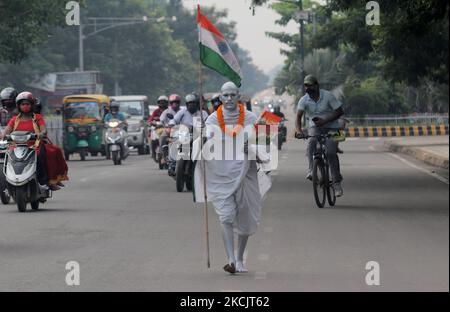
[295,75,344,197]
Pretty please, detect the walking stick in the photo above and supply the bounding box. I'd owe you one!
[198,48,211,269]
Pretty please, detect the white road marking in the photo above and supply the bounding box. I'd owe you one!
[258,254,270,261]
[255,272,267,280]
[388,152,449,185]
[369,145,448,185]
[263,227,273,233]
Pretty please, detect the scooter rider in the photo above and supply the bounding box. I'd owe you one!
[0,87,19,127]
[1,92,49,188]
[105,101,127,124]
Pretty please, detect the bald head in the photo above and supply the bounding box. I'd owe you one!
[220,81,240,111]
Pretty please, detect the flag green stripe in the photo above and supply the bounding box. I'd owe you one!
[200,44,241,87]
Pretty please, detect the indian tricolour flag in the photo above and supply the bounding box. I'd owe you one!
[197,5,242,87]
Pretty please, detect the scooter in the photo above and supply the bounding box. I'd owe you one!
[0,139,11,204]
[105,119,129,165]
[3,131,51,212]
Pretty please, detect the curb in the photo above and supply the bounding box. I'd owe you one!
[384,141,449,169]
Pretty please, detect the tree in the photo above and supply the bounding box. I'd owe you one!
[0,0,69,63]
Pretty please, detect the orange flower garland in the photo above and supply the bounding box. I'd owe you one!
[217,104,245,137]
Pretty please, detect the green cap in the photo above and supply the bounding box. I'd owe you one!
[304,75,319,85]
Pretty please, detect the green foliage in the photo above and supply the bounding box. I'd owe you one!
[0,0,69,63]
[0,0,267,103]
[342,78,407,116]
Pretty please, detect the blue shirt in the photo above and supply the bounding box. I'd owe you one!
[297,89,342,129]
[104,112,126,122]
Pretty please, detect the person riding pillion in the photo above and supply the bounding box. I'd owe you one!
[169,93,209,128]
[295,75,344,197]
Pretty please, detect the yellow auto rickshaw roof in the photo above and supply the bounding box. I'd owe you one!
[63,94,110,104]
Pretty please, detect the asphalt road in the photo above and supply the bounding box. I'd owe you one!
[0,136,448,292]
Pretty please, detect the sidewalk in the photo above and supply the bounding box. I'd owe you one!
[384,136,449,169]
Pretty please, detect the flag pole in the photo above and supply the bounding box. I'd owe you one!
[198,4,211,269]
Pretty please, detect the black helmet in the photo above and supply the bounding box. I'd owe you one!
[211,93,222,111]
[1,87,18,111]
[34,98,42,114]
[110,101,120,113]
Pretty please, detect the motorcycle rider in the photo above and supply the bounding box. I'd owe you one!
[159,94,183,168]
[211,93,222,111]
[160,94,183,127]
[148,95,169,125]
[169,93,209,128]
[148,95,169,161]
[0,87,19,127]
[273,103,287,146]
[295,75,344,197]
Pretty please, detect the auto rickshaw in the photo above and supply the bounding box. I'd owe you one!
[62,94,110,161]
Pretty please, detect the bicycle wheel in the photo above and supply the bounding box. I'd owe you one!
[312,158,326,208]
[326,164,336,206]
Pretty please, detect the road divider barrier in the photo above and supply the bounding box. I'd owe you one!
[344,125,449,137]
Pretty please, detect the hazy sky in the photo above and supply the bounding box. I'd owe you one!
[182,0,298,75]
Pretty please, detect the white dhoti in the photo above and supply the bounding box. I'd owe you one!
[193,108,272,236]
[194,158,262,235]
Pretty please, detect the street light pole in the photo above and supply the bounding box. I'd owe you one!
[79,21,84,71]
[298,0,305,96]
[77,15,177,72]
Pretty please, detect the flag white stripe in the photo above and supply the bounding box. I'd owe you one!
[199,26,242,77]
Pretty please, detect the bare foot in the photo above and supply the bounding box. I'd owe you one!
[236,261,248,273]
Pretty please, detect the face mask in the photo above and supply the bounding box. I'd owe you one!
[187,104,198,114]
[20,105,32,113]
[305,85,317,96]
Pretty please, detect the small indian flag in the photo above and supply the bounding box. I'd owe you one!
[197,5,242,87]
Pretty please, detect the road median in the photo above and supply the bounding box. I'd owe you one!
[384,136,449,169]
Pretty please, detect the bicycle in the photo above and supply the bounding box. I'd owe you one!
[296,132,339,208]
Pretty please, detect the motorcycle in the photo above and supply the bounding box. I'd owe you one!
[105,119,129,165]
[278,119,287,150]
[0,138,11,204]
[173,126,194,192]
[3,131,51,212]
